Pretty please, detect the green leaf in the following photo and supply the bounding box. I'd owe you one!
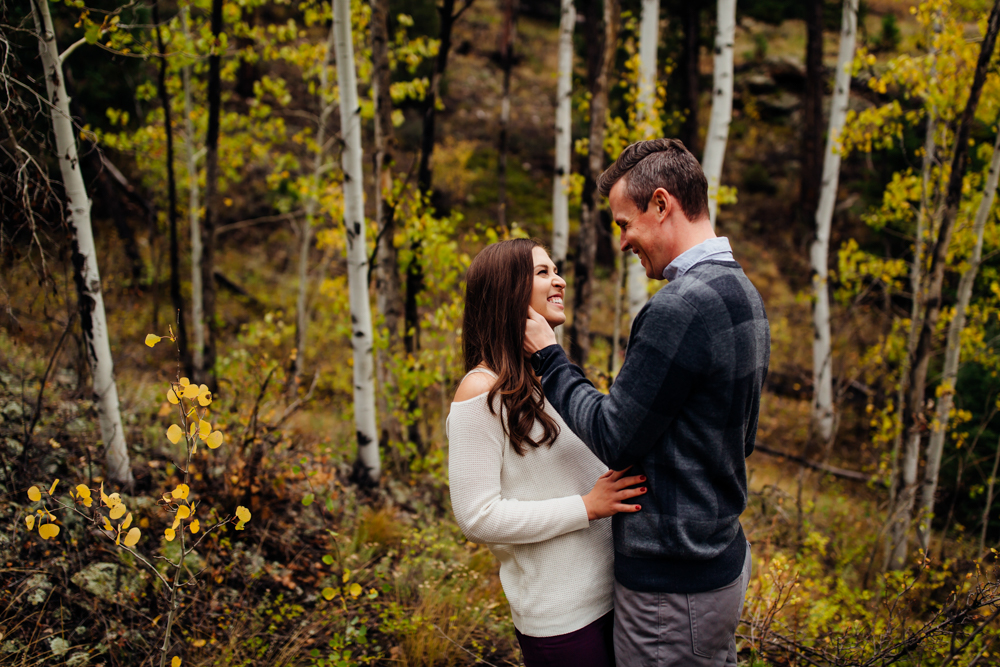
[85,23,101,45]
[301,493,314,507]
[322,554,334,566]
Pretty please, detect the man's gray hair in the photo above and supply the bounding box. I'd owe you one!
[597,138,709,221]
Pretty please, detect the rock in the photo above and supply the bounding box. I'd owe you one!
[744,72,776,93]
[2,401,23,420]
[758,91,801,115]
[49,637,70,657]
[25,574,52,605]
[71,563,148,602]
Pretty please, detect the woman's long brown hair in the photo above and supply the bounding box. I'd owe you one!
[462,238,560,455]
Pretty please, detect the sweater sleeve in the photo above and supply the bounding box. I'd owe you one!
[448,397,591,545]
[537,293,711,469]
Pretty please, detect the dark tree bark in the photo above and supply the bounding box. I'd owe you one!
[153,1,191,375]
[800,0,824,228]
[680,3,700,154]
[198,0,224,389]
[496,0,518,229]
[569,0,618,366]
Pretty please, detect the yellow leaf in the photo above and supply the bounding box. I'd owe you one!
[171,483,190,500]
[25,515,34,531]
[100,483,110,506]
[122,512,133,530]
[349,583,362,597]
[167,388,179,405]
[27,486,41,502]
[165,527,176,541]
[179,377,190,386]
[103,517,113,531]
[75,484,91,500]
[235,505,250,530]
[166,424,183,444]
[321,587,336,600]
[197,385,212,406]
[49,479,59,495]
[342,570,350,583]
[38,523,60,540]
[172,657,182,667]
[190,519,200,534]
[81,496,93,508]
[206,431,223,449]
[193,639,206,647]
[182,383,200,399]
[145,334,161,347]
[176,505,191,520]
[110,503,127,520]
[189,422,198,436]
[123,527,141,547]
[172,516,181,530]
[198,420,211,440]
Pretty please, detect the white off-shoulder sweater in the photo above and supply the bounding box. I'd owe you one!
[447,371,614,637]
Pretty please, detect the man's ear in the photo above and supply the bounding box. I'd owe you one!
[651,188,671,218]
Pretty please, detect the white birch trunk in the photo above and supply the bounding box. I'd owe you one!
[333,0,380,483]
[809,0,858,444]
[181,6,204,371]
[981,431,1000,556]
[294,21,337,382]
[626,0,659,320]
[917,128,1000,554]
[701,0,736,228]
[552,0,575,346]
[31,0,133,485]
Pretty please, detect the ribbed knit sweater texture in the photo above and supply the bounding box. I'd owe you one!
[536,260,771,594]
[447,378,614,637]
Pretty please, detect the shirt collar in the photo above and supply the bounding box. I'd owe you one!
[662,237,734,281]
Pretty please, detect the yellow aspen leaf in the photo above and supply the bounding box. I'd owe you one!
[28,486,41,502]
[140,517,149,528]
[110,503,127,520]
[49,479,59,495]
[171,484,190,500]
[198,420,211,439]
[46,510,56,522]
[38,523,60,540]
[349,583,362,597]
[75,484,91,500]
[103,517,113,531]
[321,587,336,600]
[165,528,176,541]
[193,639,207,647]
[197,385,212,406]
[189,422,198,436]
[172,516,181,530]
[179,377,190,386]
[342,570,350,583]
[206,431,223,449]
[115,531,121,546]
[167,424,183,444]
[235,505,251,530]
[172,657,182,667]
[190,519,200,534]
[122,512,133,530]
[25,515,35,531]
[167,388,179,405]
[123,527,141,547]
[145,334,161,347]
[182,383,200,399]
[176,505,191,520]
[100,483,110,506]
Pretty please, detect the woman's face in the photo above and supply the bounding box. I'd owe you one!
[529,246,567,328]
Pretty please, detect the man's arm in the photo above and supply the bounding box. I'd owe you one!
[527,295,710,469]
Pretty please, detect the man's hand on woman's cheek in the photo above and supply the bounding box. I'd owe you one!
[524,307,558,356]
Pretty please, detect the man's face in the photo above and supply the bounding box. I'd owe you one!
[609,179,668,280]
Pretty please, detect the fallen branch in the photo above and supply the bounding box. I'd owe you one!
[754,443,880,485]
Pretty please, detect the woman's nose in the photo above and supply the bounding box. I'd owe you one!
[554,274,567,287]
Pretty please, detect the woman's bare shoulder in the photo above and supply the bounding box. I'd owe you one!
[453,371,497,403]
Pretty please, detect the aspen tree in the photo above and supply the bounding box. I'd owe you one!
[181,4,205,373]
[919,127,1000,555]
[702,0,735,228]
[333,0,380,483]
[626,0,658,322]
[29,0,132,484]
[890,0,1000,569]
[293,19,338,385]
[497,0,518,229]
[551,0,575,347]
[810,0,859,445]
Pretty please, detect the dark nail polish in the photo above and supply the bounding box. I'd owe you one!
[635,505,641,510]
[640,476,646,482]
[640,488,646,493]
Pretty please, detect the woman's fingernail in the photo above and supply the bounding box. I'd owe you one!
[640,488,646,493]
[640,476,646,481]
[635,505,641,510]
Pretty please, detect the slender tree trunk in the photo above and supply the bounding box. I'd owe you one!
[627,0,658,321]
[981,431,1000,556]
[810,0,858,446]
[198,0,223,389]
[497,0,518,230]
[702,0,735,228]
[180,6,205,373]
[551,0,575,347]
[570,0,618,366]
[30,0,132,485]
[293,20,337,387]
[917,128,1000,554]
[889,0,1000,569]
[333,0,380,484]
[800,0,824,228]
[371,0,404,454]
[680,4,700,154]
[154,2,191,375]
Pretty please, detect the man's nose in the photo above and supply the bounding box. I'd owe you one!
[619,236,630,253]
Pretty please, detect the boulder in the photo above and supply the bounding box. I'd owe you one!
[71,563,148,602]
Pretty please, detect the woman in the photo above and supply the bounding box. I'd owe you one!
[448,239,646,666]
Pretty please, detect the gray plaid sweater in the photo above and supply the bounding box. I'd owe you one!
[535,260,770,593]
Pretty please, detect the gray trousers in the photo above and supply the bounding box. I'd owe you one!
[613,544,752,666]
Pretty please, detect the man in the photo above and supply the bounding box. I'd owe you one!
[525,138,770,665]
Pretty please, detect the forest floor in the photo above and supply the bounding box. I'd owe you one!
[4,2,1000,666]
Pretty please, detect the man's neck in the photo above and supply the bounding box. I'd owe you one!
[669,219,716,261]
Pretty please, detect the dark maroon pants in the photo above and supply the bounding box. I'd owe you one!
[515,611,616,667]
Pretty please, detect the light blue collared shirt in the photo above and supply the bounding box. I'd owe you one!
[662,237,735,281]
